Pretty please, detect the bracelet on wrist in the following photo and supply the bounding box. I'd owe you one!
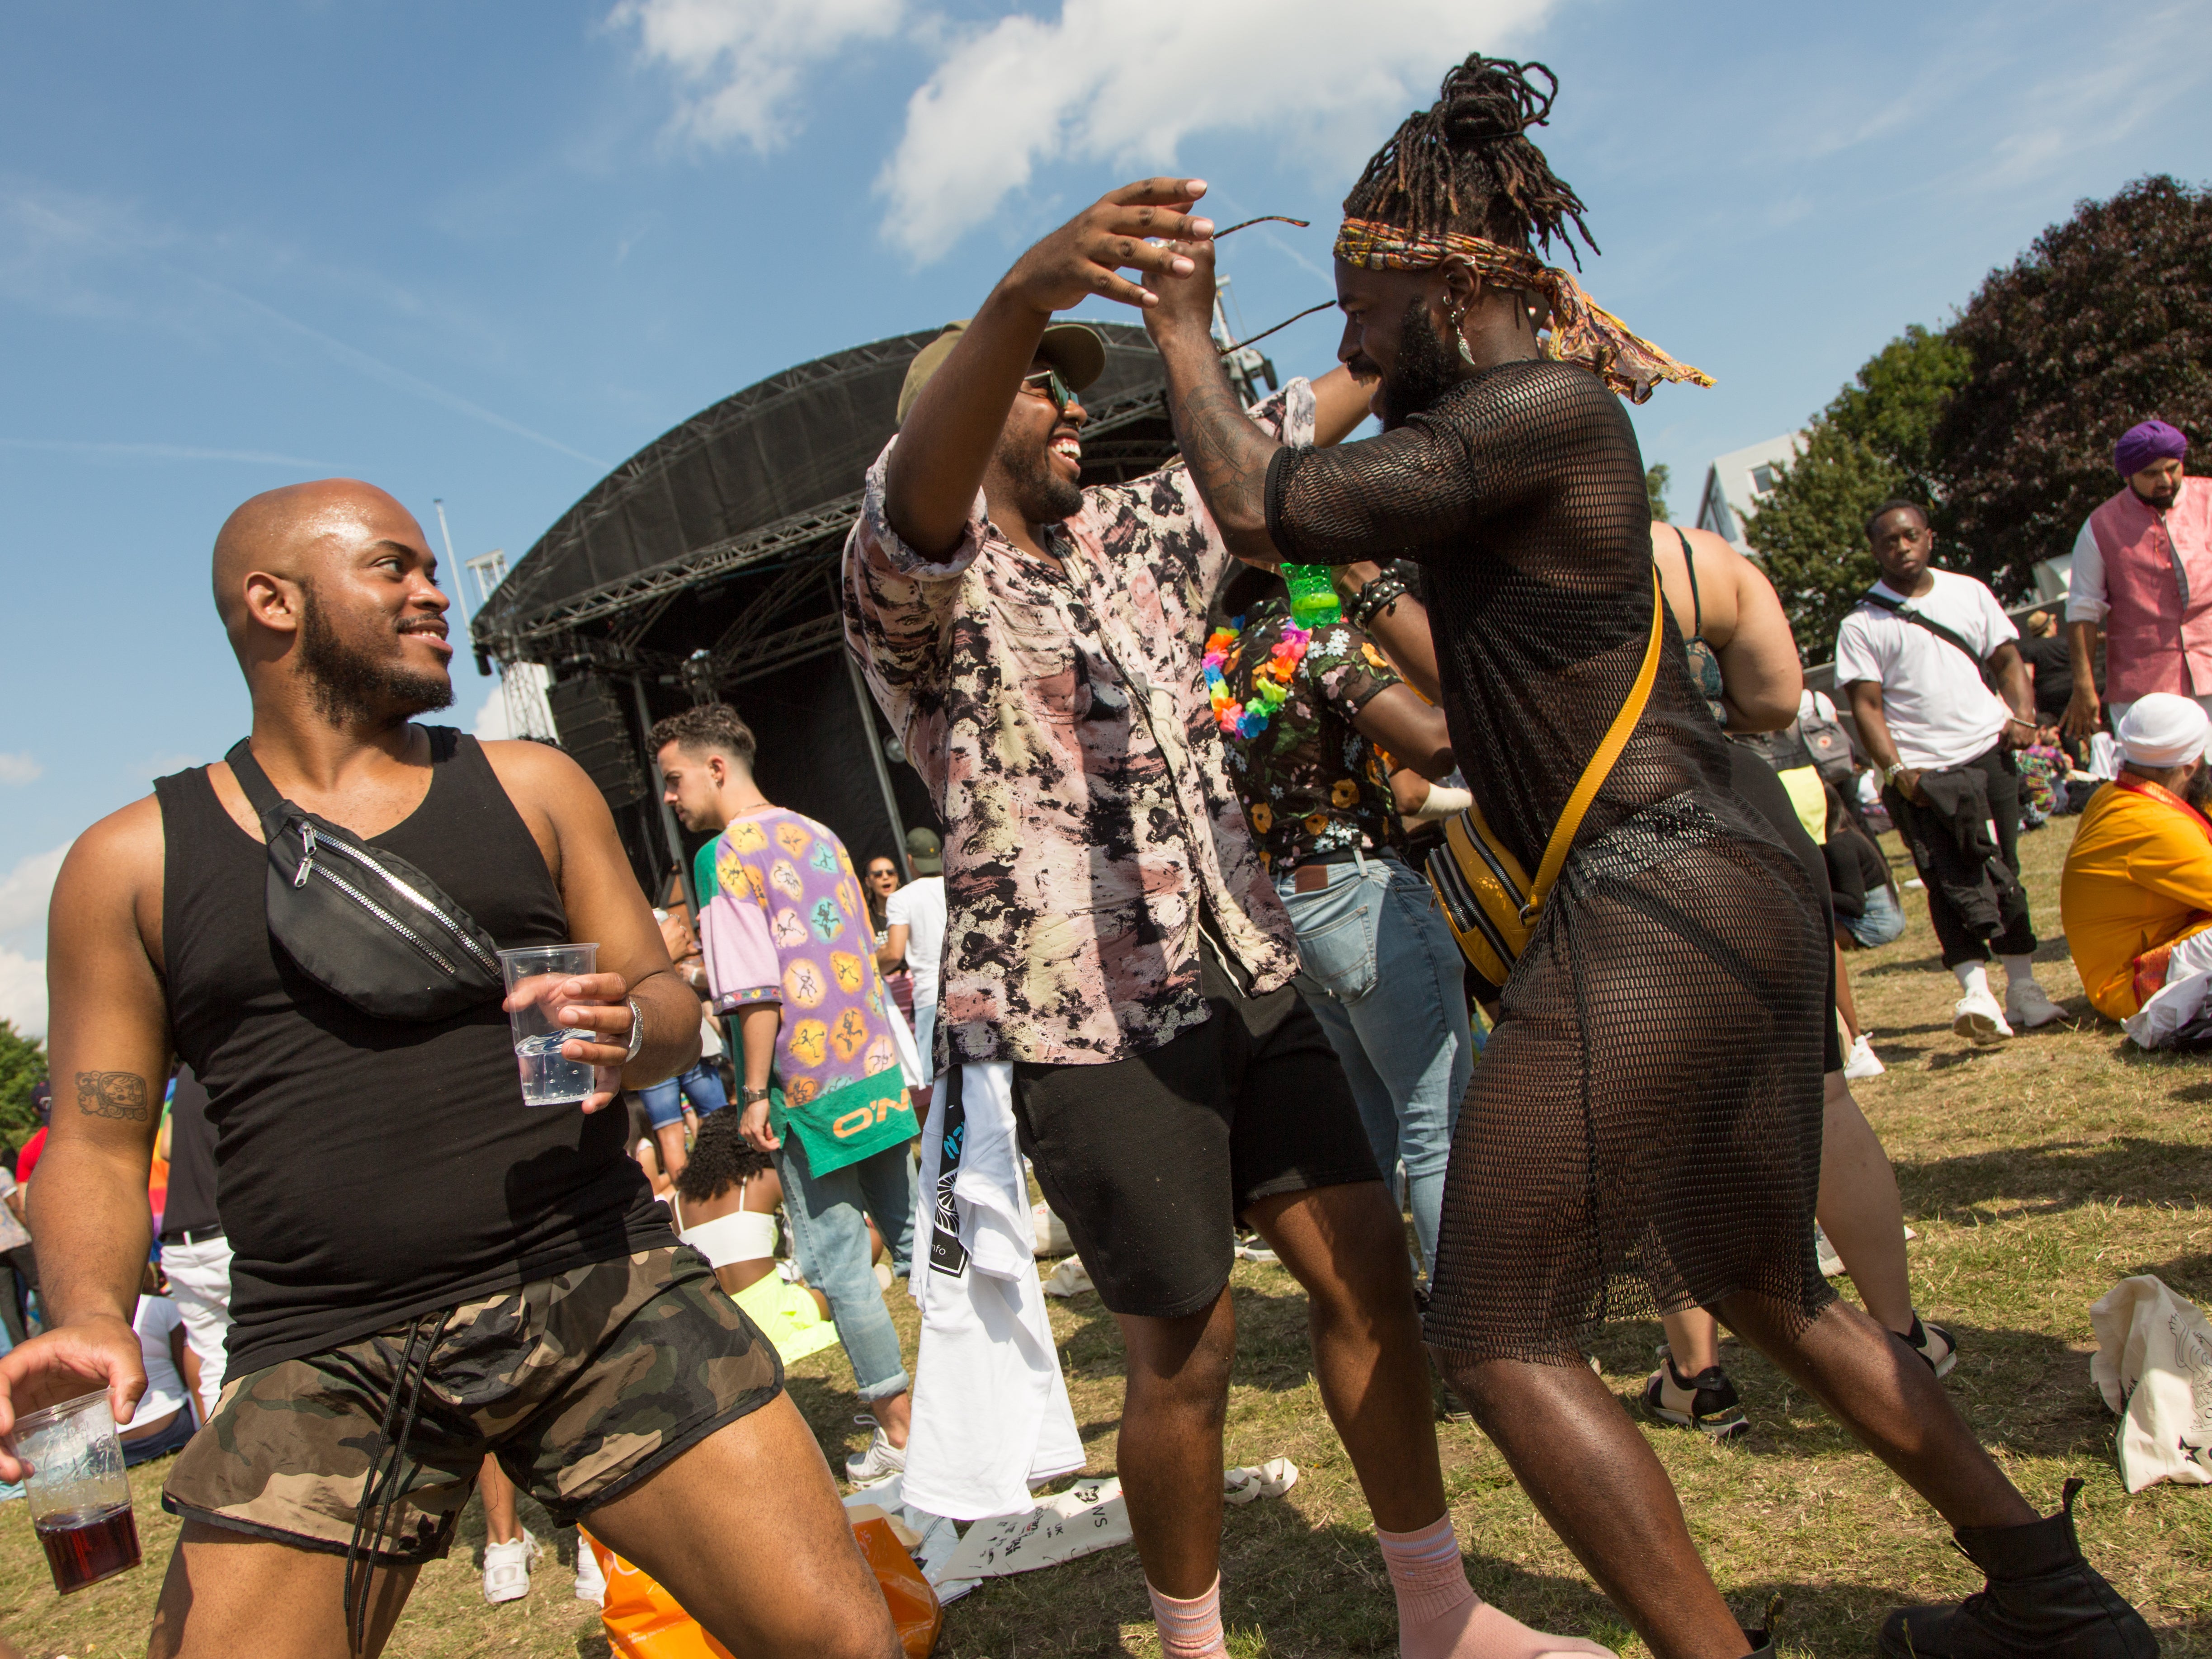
[1348,576,1410,632]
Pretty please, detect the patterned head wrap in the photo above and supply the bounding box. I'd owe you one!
[1334,217,1712,405]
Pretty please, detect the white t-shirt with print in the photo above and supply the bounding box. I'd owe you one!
[1834,570,2018,772]
[885,877,949,1011]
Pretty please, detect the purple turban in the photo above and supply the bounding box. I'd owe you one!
[2115,419,2188,478]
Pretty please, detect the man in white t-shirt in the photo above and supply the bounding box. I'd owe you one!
[1837,500,2065,1042]
[881,833,948,1083]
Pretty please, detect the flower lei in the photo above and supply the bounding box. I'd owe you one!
[1204,617,1311,739]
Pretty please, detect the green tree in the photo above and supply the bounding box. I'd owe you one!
[0,1021,47,1150]
[1932,175,2212,597]
[1746,324,1970,657]
[1646,463,1671,523]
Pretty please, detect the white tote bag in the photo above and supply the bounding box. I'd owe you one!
[2089,1275,2212,1492]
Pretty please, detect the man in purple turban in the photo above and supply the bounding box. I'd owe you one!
[2064,418,2209,736]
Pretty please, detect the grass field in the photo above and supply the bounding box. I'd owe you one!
[0,808,2205,1657]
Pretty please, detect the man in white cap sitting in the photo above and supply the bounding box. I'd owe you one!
[2060,691,2212,1046]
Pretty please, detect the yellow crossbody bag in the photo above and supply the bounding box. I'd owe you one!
[1425,570,1665,990]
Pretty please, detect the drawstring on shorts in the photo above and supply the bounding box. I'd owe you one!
[341,1308,453,1656]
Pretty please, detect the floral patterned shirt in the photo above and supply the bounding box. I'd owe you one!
[1213,597,1405,872]
[841,382,1316,1068]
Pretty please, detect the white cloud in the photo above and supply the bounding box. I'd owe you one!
[0,948,43,1041]
[611,0,907,152]
[0,846,65,938]
[875,0,1556,263]
[0,754,39,786]
[0,846,63,1040]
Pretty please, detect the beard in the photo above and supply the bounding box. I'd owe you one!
[995,431,1084,528]
[2187,764,2212,813]
[1374,294,1463,431]
[297,581,453,726]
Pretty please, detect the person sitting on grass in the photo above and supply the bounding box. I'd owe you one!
[2061,691,2212,1048]
[671,1108,841,1366]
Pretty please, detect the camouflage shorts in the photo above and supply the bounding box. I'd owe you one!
[162,1247,782,1564]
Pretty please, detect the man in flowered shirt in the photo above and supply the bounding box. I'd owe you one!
[1208,562,1472,1279]
[842,179,1486,1659]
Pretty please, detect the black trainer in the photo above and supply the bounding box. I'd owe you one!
[1641,1350,1749,1441]
[1878,1480,2159,1657]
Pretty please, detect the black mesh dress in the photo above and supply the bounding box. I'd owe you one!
[1266,359,1835,1363]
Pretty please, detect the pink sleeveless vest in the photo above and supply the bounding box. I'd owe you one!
[2089,476,2212,704]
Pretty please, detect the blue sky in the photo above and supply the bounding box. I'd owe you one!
[3,0,2208,1034]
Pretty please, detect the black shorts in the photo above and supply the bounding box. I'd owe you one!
[1011,942,1381,1319]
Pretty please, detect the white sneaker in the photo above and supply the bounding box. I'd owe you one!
[844,1415,907,1483]
[573,1535,607,1605]
[1814,1222,1845,1277]
[481,1529,538,1605]
[1953,986,2014,1044]
[1843,1032,1886,1079]
[2006,980,2068,1030]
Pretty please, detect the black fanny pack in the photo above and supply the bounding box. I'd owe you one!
[224,739,505,1022]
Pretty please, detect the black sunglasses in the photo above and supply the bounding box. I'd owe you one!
[1020,367,1075,416]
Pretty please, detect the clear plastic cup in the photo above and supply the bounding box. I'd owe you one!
[8,1389,141,1595]
[499,943,602,1106]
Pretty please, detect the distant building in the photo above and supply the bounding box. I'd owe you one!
[1695,433,1803,551]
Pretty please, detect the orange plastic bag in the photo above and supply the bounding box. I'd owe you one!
[586,1516,942,1659]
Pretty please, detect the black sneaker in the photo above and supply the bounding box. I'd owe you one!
[1878,1479,2158,1657]
[1641,1350,1749,1441]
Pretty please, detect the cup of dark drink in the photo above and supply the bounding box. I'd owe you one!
[7,1389,141,1595]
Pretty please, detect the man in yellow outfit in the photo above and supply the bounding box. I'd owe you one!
[2061,691,2212,1046]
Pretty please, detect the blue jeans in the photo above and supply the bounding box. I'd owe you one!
[1275,849,1476,1278]
[775,1134,917,1401]
[639,1061,729,1129]
[1839,885,1906,949]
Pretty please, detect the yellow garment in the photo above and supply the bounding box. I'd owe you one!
[732,1270,842,1366]
[1776,765,1827,847]
[2060,781,2212,1018]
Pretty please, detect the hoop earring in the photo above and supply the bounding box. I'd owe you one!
[1447,304,1475,365]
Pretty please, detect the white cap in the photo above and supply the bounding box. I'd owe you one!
[2117,693,2211,768]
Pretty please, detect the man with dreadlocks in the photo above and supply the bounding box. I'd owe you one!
[1141,52,2156,1659]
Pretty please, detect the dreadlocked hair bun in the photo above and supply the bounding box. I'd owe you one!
[1343,53,1599,267]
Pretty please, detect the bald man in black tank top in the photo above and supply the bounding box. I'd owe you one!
[0,481,900,1659]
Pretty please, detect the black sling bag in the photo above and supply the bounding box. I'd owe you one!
[224,739,505,1022]
[1857,590,2000,693]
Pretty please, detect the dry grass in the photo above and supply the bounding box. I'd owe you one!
[0,812,2205,1656]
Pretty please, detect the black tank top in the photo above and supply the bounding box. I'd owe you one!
[154,727,672,1375]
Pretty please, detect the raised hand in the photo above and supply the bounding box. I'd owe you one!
[1142,232,1218,344]
[1002,178,1214,316]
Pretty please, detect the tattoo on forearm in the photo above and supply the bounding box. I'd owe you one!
[1167,354,1272,528]
[75,1071,149,1122]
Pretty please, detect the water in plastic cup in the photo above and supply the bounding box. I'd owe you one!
[8,1389,141,1595]
[499,943,601,1106]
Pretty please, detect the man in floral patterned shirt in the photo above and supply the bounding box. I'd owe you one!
[842,177,1504,1659]
[1208,563,1472,1281]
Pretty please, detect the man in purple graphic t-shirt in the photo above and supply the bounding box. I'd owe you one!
[652,703,920,1485]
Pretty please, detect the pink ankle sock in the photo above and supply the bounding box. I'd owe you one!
[1146,1577,1229,1659]
[1377,1518,1617,1659]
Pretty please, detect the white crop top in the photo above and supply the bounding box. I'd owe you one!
[673,1192,778,1268]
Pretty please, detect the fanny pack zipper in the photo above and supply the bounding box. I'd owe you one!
[289,822,497,978]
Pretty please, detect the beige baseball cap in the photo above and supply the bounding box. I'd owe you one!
[896,318,1108,427]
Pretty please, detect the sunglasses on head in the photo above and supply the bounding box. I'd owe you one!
[1020,367,1075,416]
